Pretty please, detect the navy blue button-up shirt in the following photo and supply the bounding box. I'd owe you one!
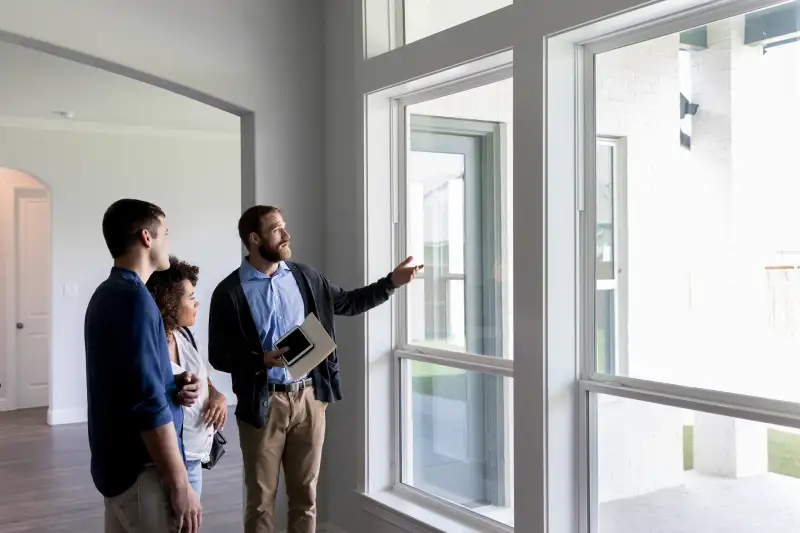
[238,260,306,384]
[85,267,183,498]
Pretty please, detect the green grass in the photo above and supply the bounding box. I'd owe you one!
[411,361,464,378]
[683,425,800,478]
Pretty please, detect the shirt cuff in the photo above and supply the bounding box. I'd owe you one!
[134,401,174,431]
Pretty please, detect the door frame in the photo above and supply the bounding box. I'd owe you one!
[2,182,52,411]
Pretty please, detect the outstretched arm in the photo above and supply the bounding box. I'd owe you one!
[331,256,423,316]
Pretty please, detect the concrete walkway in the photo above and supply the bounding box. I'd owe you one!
[601,472,800,533]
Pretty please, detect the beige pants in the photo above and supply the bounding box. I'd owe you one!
[104,466,177,533]
[238,387,327,533]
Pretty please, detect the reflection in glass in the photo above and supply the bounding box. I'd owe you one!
[403,360,512,524]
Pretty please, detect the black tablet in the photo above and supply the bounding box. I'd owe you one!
[275,326,315,366]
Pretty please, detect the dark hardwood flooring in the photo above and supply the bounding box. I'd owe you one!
[0,408,243,532]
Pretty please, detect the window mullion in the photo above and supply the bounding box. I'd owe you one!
[394,348,513,377]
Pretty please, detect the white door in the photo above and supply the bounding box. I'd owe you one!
[15,189,50,408]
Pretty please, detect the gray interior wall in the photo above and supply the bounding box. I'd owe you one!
[0,0,324,266]
[0,1,324,529]
[321,0,362,528]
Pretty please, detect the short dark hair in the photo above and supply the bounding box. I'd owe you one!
[237,205,281,246]
[102,199,165,259]
[146,256,200,335]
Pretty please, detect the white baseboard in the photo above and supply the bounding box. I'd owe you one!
[47,406,87,425]
[44,398,234,426]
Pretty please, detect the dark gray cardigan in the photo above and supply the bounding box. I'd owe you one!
[208,260,395,428]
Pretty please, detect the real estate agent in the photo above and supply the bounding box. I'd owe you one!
[208,205,421,533]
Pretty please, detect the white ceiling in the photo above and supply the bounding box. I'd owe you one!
[0,41,240,133]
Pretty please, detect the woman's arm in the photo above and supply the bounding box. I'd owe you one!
[202,378,228,429]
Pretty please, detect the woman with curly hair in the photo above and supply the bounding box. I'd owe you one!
[146,256,227,496]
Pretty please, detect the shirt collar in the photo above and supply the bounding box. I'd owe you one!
[110,266,144,285]
[238,258,289,282]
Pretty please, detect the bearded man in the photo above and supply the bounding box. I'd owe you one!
[208,205,421,533]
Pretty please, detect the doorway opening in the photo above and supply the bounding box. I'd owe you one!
[0,168,51,411]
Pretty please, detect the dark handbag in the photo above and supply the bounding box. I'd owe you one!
[202,430,227,470]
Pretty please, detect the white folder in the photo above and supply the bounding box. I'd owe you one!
[285,313,337,381]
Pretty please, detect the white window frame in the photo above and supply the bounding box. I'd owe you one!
[542,1,799,532]
[365,0,512,58]
[575,1,800,532]
[399,112,511,496]
[355,1,765,533]
[360,52,514,533]
[594,136,628,376]
[394,68,515,530]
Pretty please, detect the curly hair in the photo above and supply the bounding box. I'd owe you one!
[146,256,200,336]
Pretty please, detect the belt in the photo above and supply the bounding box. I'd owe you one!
[267,377,313,393]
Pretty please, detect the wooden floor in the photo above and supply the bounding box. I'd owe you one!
[0,408,244,532]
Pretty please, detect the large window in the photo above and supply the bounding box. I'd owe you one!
[402,0,512,45]
[396,76,513,526]
[364,0,513,57]
[582,2,800,532]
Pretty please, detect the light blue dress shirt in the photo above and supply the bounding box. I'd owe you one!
[238,259,306,384]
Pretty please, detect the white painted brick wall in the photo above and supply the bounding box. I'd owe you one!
[595,33,689,502]
[595,18,800,501]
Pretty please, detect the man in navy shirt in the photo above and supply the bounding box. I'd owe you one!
[85,199,202,533]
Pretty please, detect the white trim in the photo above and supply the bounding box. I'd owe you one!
[359,6,513,94]
[365,61,515,508]
[590,136,629,376]
[583,0,788,53]
[394,349,514,377]
[397,65,514,107]
[364,51,513,100]
[360,488,513,533]
[391,0,406,51]
[0,115,240,140]
[47,406,87,425]
[585,374,800,425]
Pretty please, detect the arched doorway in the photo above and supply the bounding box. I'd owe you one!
[0,168,51,411]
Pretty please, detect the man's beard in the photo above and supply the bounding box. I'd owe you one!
[257,242,291,262]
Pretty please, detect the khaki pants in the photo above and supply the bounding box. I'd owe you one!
[238,387,327,533]
[104,466,177,533]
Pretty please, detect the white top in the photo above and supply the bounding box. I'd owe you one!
[171,329,214,462]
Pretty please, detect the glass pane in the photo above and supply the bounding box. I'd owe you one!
[596,144,614,281]
[596,289,615,374]
[402,360,513,526]
[406,78,513,358]
[447,279,466,350]
[403,0,512,45]
[596,394,800,532]
[593,7,800,401]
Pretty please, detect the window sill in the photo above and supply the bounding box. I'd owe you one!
[358,487,513,533]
